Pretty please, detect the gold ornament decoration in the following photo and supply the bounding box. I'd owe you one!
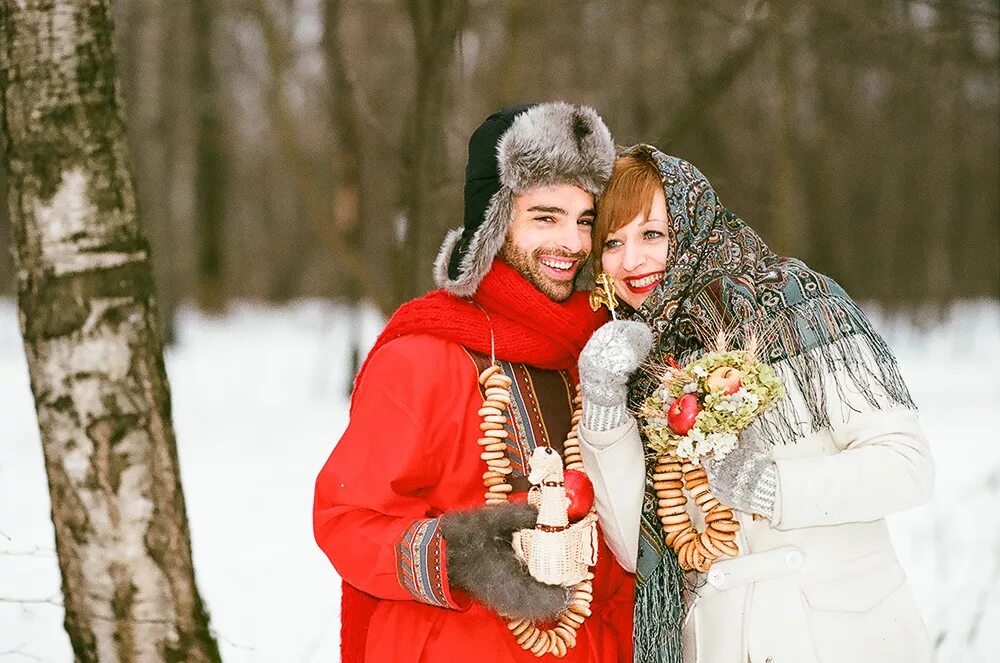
[476,364,594,658]
[588,272,619,320]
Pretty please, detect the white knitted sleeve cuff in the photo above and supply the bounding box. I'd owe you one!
[581,401,629,432]
[749,464,779,519]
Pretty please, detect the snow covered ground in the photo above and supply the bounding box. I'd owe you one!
[1,298,997,662]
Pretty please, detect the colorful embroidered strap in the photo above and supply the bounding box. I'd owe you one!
[464,350,574,492]
[395,517,457,609]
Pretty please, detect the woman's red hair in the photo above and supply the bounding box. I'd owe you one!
[594,151,663,265]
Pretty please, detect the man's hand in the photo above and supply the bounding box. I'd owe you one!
[579,320,653,431]
[441,503,568,620]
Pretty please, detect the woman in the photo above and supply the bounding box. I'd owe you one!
[576,145,934,662]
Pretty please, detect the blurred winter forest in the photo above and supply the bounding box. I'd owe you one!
[1,2,998,660]
[1,0,997,323]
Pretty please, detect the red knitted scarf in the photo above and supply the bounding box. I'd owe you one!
[342,260,606,661]
[356,259,604,387]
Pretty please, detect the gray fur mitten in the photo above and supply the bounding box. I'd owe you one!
[579,320,654,431]
[440,503,568,621]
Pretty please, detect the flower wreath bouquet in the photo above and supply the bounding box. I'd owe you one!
[636,335,785,571]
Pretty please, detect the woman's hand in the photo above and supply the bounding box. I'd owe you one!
[703,441,779,519]
[579,320,653,431]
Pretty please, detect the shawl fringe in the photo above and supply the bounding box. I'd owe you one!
[737,296,915,446]
[633,536,686,663]
[633,483,687,663]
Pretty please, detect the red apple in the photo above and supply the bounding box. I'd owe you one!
[667,393,700,435]
[706,366,742,395]
[563,469,595,522]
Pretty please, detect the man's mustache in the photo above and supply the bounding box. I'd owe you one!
[532,248,588,261]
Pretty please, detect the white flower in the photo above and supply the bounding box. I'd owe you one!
[713,397,737,412]
[683,382,698,394]
[707,432,739,460]
[686,428,711,458]
[692,365,708,377]
[743,392,761,410]
[675,435,696,461]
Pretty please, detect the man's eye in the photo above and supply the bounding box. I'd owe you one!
[578,218,595,228]
[534,216,555,224]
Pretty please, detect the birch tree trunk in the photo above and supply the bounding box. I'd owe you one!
[0,1,221,661]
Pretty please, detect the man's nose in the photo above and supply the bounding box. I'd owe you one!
[556,221,584,254]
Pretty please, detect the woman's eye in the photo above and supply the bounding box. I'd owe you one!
[643,230,664,240]
[603,239,622,249]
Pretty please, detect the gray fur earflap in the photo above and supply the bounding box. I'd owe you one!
[433,189,514,298]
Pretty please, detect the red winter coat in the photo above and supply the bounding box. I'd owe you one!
[313,263,634,663]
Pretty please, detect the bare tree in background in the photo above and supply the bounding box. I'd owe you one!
[322,0,366,388]
[193,0,227,312]
[250,0,377,305]
[767,0,804,257]
[0,1,220,660]
[116,0,192,342]
[489,0,527,108]
[2,0,994,308]
[394,0,466,303]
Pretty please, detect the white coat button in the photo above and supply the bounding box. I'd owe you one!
[785,549,804,569]
[707,568,727,588]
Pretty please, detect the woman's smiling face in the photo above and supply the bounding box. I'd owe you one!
[600,185,672,310]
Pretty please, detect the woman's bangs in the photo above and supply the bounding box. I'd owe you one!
[595,155,662,259]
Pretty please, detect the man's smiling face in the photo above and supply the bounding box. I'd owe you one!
[499,184,595,302]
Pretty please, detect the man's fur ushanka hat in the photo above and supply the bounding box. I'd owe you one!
[433,102,615,297]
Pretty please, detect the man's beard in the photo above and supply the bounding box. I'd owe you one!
[499,243,587,302]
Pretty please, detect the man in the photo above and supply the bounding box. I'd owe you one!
[313,102,634,662]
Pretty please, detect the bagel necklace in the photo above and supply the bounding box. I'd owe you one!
[650,456,740,572]
[473,305,595,659]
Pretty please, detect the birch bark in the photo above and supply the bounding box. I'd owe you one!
[0,2,221,660]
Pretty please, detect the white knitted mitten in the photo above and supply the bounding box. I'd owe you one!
[578,321,653,432]
[703,442,779,519]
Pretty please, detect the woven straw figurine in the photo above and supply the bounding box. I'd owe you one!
[511,447,598,587]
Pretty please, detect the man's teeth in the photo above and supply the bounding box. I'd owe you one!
[540,258,574,270]
[627,274,663,288]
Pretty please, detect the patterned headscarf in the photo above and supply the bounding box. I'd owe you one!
[617,145,915,663]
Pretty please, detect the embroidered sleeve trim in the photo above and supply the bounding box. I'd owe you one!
[395,517,458,609]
